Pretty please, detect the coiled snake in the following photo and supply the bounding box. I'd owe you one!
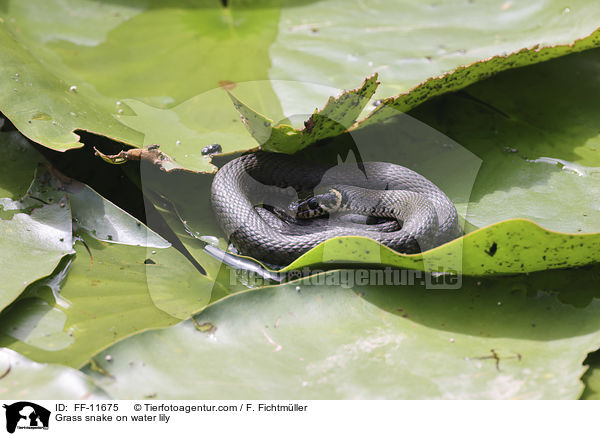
[211,151,461,265]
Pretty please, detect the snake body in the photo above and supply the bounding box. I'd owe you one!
[211,151,461,265]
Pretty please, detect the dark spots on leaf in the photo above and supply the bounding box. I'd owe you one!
[144,258,156,265]
[304,116,316,133]
[485,242,497,257]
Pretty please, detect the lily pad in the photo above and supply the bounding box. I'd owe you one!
[0,133,224,367]
[0,131,74,312]
[2,0,600,173]
[83,268,600,399]
[408,49,600,235]
[271,0,600,123]
[279,220,600,275]
[136,167,252,301]
[0,231,222,368]
[581,354,600,400]
[0,348,108,399]
[0,0,285,171]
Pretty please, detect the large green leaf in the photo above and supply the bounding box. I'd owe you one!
[0,231,224,368]
[0,131,73,312]
[0,0,285,172]
[0,348,108,399]
[0,133,224,368]
[272,0,600,125]
[83,267,600,399]
[2,0,599,173]
[408,49,600,234]
[0,163,224,366]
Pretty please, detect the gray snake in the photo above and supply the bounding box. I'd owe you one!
[211,151,461,265]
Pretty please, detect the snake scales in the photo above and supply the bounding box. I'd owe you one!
[211,151,461,265]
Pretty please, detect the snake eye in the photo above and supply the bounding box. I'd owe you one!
[308,198,319,209]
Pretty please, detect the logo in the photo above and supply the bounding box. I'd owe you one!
[2,402,50,434]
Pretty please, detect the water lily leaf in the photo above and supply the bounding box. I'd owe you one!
[271,0,600,124]
[280,220,600,275]
[0,132,74,312]
[134,166,253,302]
[356,28,600,128]
[0,133,224,368]
[2,1,600,173]
[0,348,108,400]
[581,353,600,399]
[229,74,379,152]
[0,231,223,368]
[581,372,600,399]
[0,127,176,312]
[0,156,224,365]
[83,268,600,399]
[0,298,74,351]
[65,180,170,249]
[0,203,73,312]
[0,0,285,172]
[408,49,600,234]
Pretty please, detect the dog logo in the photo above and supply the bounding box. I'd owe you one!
[3,402,50,433]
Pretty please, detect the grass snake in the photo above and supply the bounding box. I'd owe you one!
[211,151,461,265]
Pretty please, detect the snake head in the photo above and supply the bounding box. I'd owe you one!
[290,189,342,219]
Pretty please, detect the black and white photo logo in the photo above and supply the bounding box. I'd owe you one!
[2,402,50,434]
